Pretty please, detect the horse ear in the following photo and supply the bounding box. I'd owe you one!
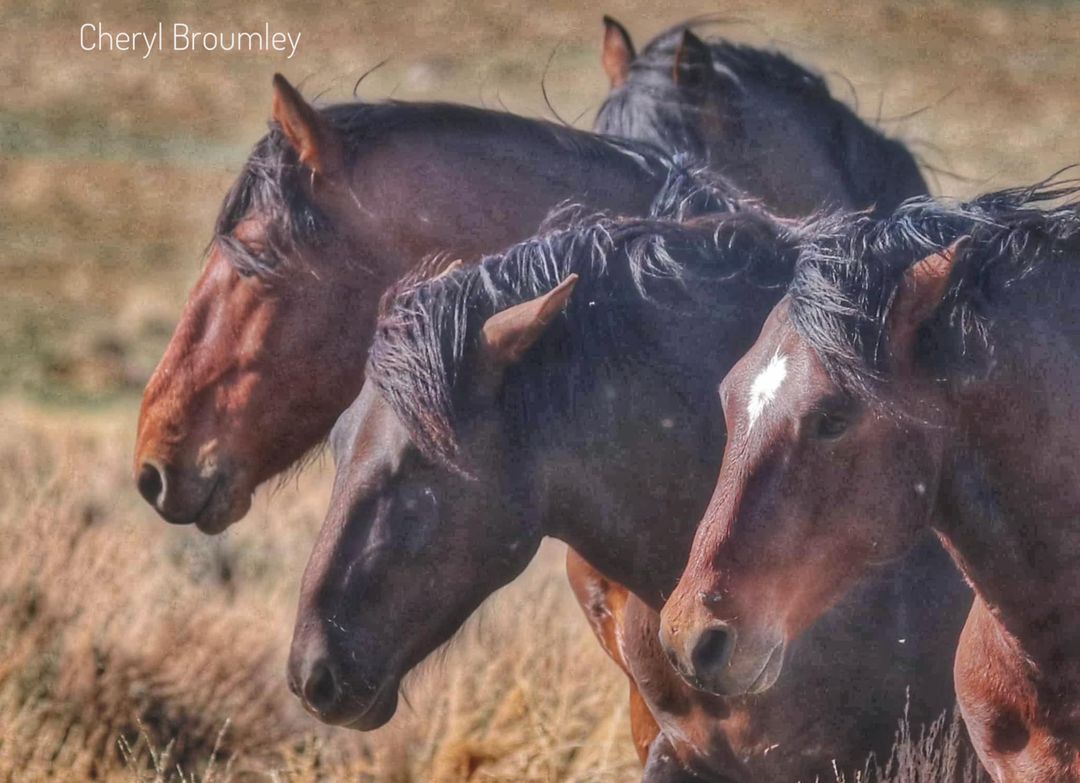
[601,16,636,88]
[481,274,579,365]
[887,238,967,364]
[271,73,344,178]
[673,29,713,90]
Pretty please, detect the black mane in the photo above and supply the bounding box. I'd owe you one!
[789,178,1080,398]
[595,21,927,214]
[368,190,796,472]
[214,100,680,277]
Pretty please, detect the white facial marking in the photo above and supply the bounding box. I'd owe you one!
[747,353,788,430]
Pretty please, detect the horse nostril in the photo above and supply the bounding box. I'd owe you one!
[137,462,165,508]
[303,660,342,716]
[692,624,736,676]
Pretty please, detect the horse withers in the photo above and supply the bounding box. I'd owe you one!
[660,183,1080,782]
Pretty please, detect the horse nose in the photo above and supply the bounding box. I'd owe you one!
[136,461,167,509]
[298,658,344,718]
[690,623,737,679]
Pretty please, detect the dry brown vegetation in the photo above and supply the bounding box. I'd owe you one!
[0,405,642,782]
[2,0,1076,779]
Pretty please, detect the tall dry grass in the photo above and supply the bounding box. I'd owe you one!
[0,403,644,782]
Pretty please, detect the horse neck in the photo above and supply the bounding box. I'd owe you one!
[533,370,722,606]
[346,118,665,271]
[729,88,857,217]
[936,265,1080,686]
[532,296,780,607]
[718,86,925,218]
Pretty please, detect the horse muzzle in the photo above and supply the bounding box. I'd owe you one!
[134,457,249,533]
[287,643,400,730]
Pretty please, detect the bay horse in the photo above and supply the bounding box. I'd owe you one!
[133,73,711,534]
[659,182,1080,782]
[289,202,971,781]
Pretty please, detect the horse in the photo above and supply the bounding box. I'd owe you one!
[594,17,927,217]
[659,182,1080,782]
[134,18,928,537]
[288,202,972,782]
[133,73,715,534]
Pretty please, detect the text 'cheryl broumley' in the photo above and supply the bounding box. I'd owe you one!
[80,22,302,59]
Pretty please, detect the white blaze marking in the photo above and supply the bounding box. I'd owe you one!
[747,353,788,431]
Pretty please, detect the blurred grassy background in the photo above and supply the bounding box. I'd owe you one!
[1,0,1079,780]
[4,0,1080,405]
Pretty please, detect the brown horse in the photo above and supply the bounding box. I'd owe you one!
[660,183,1080,782]
[134,74,709,533]
[289,205,971,781]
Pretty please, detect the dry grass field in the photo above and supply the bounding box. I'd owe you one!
[3,0,1080,780]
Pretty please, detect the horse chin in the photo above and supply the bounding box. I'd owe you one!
[192,480,252,535]
[344,685,400,731]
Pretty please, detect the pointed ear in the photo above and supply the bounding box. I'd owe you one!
[601,16,636,88]
[271,73,344,178]
[481,274,579,365]
[673,29,713,90]
[887,238,967,365]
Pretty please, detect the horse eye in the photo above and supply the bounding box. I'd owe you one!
[811,411,851,440]
[400,487,438,522]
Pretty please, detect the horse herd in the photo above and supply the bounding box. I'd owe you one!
[131,18,1080,783]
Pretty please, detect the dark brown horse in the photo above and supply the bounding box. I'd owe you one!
[660,183,1080,782]
[595,17,927,217]
[134,74,709,533]
[289,205,971,781]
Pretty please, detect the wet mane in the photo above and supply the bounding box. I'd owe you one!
[789,178,1080,398]
[368,179,796,472]
[595,22,926,213]
[214,100,676,277]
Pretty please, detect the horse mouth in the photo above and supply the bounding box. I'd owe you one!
[343,680,400,731]
[747,642,784,694]
[150,475,220,527]
[301,675,400,731]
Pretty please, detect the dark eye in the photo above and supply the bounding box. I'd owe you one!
[809,409,853,440]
